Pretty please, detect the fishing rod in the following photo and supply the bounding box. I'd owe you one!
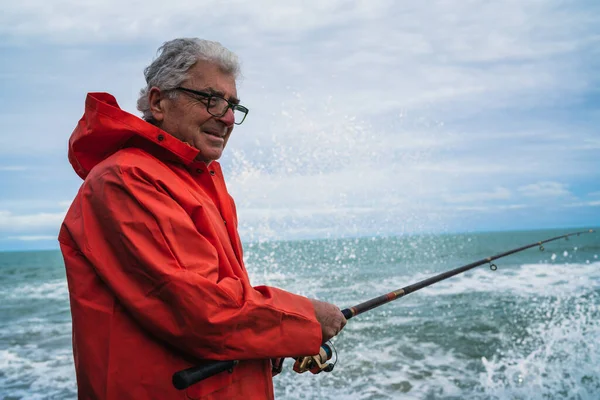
[172,229,595,390]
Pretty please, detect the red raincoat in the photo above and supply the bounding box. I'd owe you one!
[58,93,322,399]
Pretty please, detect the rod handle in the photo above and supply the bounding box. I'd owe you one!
[172,360,238,390]
[342,308,353,320]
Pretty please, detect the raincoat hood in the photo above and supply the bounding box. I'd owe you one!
[68,92,200,179]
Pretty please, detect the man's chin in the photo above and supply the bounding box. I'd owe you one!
[195,150,223,164]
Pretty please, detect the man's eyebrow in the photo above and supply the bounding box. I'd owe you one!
[204,87,240,105]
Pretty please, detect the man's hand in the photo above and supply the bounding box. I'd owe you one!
[309,299,347,343]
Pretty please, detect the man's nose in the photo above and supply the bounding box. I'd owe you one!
[217,107,235,127]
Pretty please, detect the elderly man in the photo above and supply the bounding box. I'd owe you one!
[58,38,346,400]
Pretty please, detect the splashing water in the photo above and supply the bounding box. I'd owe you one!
[480,293,600,400]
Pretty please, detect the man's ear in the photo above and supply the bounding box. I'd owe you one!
[149,87,167,123]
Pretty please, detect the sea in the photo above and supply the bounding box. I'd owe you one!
[1,228,599,399]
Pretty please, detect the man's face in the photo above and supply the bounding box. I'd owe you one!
[151,60,238,164]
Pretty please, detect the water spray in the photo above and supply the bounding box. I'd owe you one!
[172,229,595,390]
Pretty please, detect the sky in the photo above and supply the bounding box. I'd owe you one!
[0,0,599,251]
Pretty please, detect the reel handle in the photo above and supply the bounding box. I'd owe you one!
[293,344,334,374]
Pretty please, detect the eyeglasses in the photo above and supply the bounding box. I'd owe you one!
[175,87,249,125]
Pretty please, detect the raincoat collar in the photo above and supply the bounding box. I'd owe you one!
[68,92,202,179]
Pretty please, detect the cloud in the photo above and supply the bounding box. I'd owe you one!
[0,1,395,46]
[3,1,597,116]
[572,137,600,150]
[7,235,57,241]
[518,182,571,198]
[443,187,512,204]
[58,201,73,210]
[565,201,600,208]
[0,166,28,171]
[0,210,65,233]
[452,204,527,213]
[1,1,598,247]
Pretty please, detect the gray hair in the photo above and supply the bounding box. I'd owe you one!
[137,38,241,122]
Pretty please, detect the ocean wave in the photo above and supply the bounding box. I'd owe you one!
[0,348,76,400]
[0,318,71,342]
[2,279,69,301]
[410,261,600,298]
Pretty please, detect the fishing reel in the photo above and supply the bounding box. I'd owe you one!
[293,342,337,374]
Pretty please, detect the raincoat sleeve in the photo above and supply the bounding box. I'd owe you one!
[73,162,322,361]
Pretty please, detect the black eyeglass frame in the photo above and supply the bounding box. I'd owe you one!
[175,86,249,125]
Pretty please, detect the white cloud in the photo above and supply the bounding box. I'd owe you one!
[0,200,73,213]
[518,182,571,198]
[7,235,57,241]
[3,1,596,113]
[452,204,527,213]
[564,201,600,208]
[572,137,600,150]
[1,0,598,244]
[0,166,28,171]
[443,187,512,204]
[0,210,65,232]
[0,1,390,43]
[58,201,73,210]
